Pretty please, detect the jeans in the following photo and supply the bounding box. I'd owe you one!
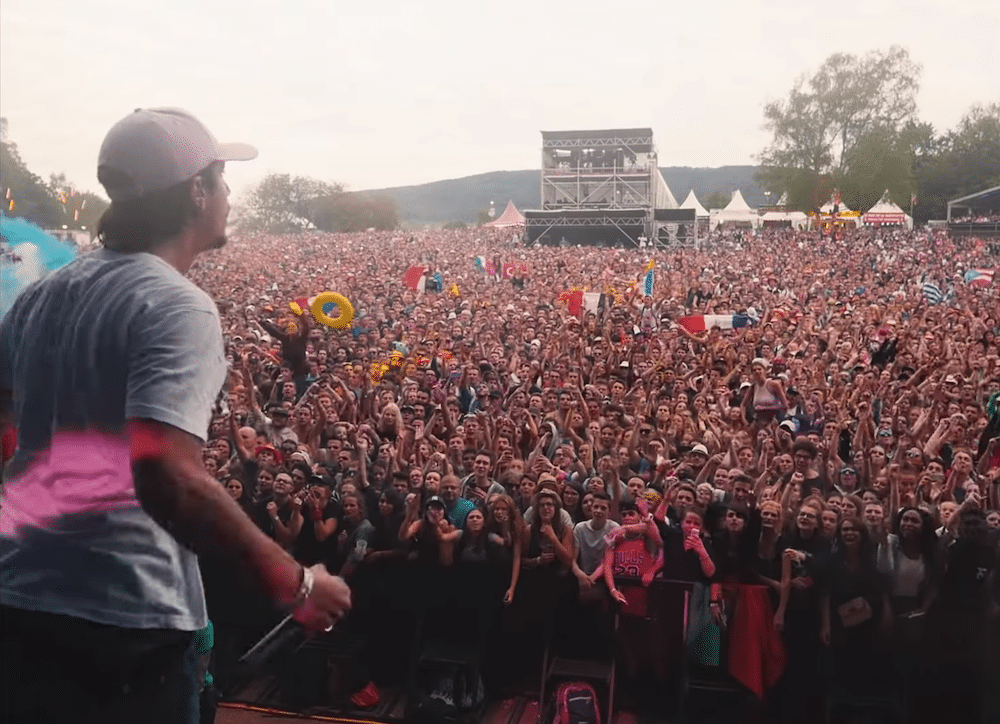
[1,605,199,724]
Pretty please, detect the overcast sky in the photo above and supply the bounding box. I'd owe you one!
[2,0,998,202]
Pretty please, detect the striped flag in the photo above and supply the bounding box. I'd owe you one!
[921,282,944,305]
[563,291,607,316]
[643,269,654,296]
[964,268,994,288]
[677,314,754,333]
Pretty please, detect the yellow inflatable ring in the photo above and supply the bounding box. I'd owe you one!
[310,292,354,329]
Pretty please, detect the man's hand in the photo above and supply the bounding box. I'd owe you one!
[291,564,352,632]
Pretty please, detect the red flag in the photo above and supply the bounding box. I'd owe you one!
[566,290,584,315]
[502,263,515,279]
[402,265,427,291]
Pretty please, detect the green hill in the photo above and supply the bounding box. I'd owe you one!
[362,166,764,226]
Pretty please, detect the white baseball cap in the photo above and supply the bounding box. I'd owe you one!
[98,107,257,201]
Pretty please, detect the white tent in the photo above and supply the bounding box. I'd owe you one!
[679,190,709,218]
[863,191,913,230]
[819,199,855,215]
[761,210,809,230]
[710,189,760,229]
[485,200,525,227]
[655,170,679,209]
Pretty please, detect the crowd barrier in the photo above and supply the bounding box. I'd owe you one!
[206,559,850,722]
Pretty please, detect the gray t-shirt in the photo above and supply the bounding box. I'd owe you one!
[574,519,620,575]
[0,249,226,631]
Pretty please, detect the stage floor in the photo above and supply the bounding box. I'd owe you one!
[218,699,662,724]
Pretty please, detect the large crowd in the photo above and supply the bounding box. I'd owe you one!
[188,223,1000,723]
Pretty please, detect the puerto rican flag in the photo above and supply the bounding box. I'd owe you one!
[964,268,994,288]
[677,314,754,333]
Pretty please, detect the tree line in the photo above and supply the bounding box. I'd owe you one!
[1,118,108,233]
[755,46,999,222]
[232,173,399,234]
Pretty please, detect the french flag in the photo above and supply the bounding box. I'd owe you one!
[677,314,754,333]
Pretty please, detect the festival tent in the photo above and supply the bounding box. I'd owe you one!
[863,191,913,230]
[679,190,709,218]
[655,171,680,209]
[819,199,856,215]
[485,200,525,228]
[760,210,809,230]
[710,189,760,230]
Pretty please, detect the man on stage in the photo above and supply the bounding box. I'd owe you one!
[0,107,352,723]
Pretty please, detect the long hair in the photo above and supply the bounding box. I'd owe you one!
[97,162,220,253]
[832,516,876,569]
[488,494,525,542]
[340,490,367,522]
[892,506,937,562]
[378,403,403,435]
[530,490,566,538]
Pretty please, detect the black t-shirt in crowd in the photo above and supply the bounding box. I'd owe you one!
[252,496,293,541]
[293,500,343,566]
[656,522,714,583]
[938,537,997,613]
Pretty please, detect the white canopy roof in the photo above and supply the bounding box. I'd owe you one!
[679,190,709,217]
[485,200,525,227]
[819,199,855,214]
[865,191,906,216]
[711,189,760,229]
[655,170,679,209]
[723,189,754,212]
[863,190,913,229]
[761,210,809,229]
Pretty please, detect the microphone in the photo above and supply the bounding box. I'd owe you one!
[237,614,308,674]
[238,611,343,676]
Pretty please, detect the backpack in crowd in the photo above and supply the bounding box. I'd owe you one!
[547,681,601,724]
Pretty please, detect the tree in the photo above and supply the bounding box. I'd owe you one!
[704,191,731,210]
[47,172,108,232]
[756,47,922,210]
[1,117,63,227]
[913,102,1000,222]
[310,192,399,233]
[233,173,344,234]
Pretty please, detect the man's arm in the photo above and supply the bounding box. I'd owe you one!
[0,387,10,428]
[130,419,305,608]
